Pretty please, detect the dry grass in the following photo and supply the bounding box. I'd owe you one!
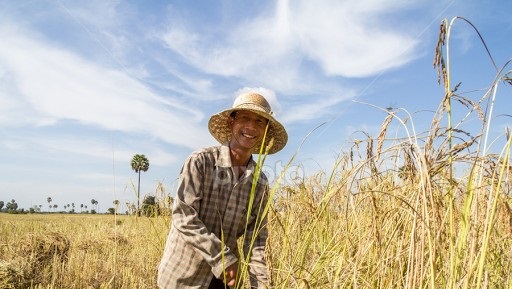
[264,16,512,289]
[267,151,512,288]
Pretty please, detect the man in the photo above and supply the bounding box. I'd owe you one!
[157,91,288,289]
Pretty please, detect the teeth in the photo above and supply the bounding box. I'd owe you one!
[242,133,255,139]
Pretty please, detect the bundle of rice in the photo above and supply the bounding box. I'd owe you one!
[0,260,27,289]
[19,232,70,264]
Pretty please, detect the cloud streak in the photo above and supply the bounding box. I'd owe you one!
[0,23,208,150]
[160,0,421,90]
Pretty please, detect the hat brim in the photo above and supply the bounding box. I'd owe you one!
[208,108,288,154]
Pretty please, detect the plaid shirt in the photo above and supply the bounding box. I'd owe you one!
[157,145,270,289]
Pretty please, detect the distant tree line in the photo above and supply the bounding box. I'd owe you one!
[0,195,173,216]
[0,197,98,214]
[0,199,19,213]
[1,154,173,216]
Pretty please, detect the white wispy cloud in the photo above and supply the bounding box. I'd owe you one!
[0,23,209,150]
[280,90,358,124]
[160,0,421,92]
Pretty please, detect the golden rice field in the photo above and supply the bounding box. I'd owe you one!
[0,214,169,289]
[1,165,511,289]
[2,16,512,289]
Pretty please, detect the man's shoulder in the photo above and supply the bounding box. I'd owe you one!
[190,145,223,157]
[185,145,226,164]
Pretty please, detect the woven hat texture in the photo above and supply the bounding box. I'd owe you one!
[208,92,288,154]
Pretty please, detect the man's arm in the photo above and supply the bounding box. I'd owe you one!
[172,153,238,278]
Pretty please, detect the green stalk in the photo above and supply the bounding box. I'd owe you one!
[475,133,512,289]
[235,124,270,288]
[442,17,457,289]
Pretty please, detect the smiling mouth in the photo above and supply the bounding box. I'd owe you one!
[242,133,256,139]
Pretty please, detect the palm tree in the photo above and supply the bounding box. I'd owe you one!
[91,199,98,212]
[131,154,150,215]
[113,200,120,214]
[47,197,52,212]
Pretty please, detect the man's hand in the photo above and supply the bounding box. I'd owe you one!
[224,262,238,287]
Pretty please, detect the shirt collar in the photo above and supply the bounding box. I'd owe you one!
[217,143,256,171]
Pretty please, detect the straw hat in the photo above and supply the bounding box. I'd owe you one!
[208,92,288,154]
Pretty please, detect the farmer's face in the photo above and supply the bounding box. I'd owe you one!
[229,111,268,152]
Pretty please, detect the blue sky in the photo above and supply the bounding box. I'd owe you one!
[1,0,511,212]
